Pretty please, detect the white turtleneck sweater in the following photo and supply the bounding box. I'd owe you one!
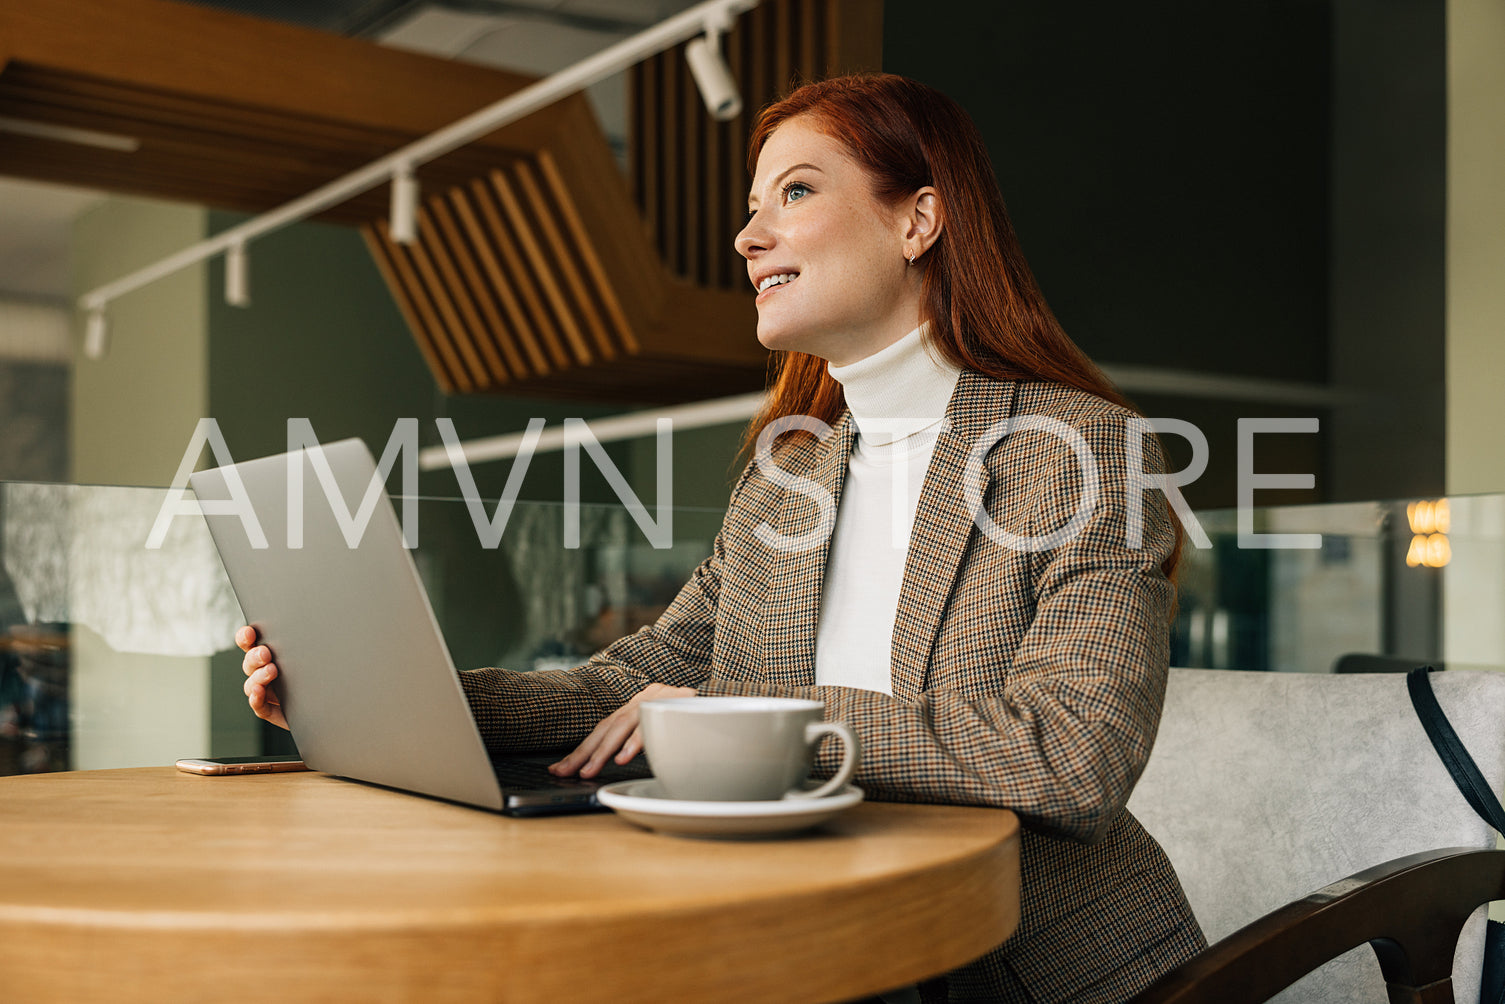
[815,325,962,695]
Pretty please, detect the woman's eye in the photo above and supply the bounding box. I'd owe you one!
[783,182,810,203]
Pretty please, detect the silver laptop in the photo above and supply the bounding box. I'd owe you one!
[190,438,646,815]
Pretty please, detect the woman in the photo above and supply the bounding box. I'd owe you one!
[243,74,1204,1002]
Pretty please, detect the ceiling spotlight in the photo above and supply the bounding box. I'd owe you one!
[685,12,742,121]
[390,163,419,245]
[225,240,251,308]
[83,307,109,360]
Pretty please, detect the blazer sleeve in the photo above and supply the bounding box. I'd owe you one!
[701,413,1176,844]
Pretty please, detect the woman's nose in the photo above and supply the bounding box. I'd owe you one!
[735,213,769,260]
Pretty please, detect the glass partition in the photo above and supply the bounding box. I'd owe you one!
[2,481,1500,777]
[0,480,722,775]
[1172,495,1504,676]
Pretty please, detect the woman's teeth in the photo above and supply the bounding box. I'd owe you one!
[758,273,797,293]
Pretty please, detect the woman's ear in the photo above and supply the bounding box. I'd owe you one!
[905,187,943,260]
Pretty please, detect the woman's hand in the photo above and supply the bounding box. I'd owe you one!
[237,626,289,731]
[549,682,695,779]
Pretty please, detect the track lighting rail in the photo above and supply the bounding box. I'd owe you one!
[75,0,757,358]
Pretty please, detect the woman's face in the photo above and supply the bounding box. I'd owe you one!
[736,117,923,366]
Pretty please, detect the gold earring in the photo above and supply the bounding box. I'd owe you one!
[906,249,916,266]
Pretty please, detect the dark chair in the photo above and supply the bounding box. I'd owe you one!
[1129,846,1505,1004]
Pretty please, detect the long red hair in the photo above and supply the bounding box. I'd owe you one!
[740,73,1183,578]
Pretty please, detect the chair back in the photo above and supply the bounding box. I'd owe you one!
[1127,668,1505,1004]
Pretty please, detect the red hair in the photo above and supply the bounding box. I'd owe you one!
[740,74,1182,578]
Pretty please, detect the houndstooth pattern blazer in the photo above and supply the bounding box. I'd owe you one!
[460,371,1206,1003]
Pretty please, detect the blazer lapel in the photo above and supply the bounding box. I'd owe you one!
[761,414,855,688]
[890,373,1018,700]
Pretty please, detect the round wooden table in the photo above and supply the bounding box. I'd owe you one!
[0,767,1020,1003]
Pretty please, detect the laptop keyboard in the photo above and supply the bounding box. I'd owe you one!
[488,755,651,790]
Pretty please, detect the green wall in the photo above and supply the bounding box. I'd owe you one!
[71,199,209,487]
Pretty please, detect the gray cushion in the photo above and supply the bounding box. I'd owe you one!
[1127,668,1505,1004]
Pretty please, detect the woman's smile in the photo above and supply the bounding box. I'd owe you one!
[754,271,799,299]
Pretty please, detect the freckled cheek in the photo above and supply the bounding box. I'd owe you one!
[806,218,873,282]
[831,231,899,291]
[782,210,898,293]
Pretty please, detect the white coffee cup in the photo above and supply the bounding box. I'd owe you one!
[639,696,860,802]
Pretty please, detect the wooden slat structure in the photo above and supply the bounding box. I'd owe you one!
[0,0,881,403]
[631,0,883,290]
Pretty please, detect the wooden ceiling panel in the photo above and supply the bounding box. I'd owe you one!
[0,0,560,144]
[0,60,529,223]
[0,0,570,222]
[0,0,881,403]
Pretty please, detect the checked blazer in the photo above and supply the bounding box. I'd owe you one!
[460,371,1206,1003]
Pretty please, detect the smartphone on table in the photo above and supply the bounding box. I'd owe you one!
[175,755,309,775]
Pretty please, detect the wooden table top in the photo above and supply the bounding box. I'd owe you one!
[0,767,1020,1003]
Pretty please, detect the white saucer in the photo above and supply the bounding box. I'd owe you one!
[596,779,864,839]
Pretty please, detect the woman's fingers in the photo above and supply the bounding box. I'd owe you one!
[246,674,289,730]
[239,646,290,730]
[607,685,692,766]
[242,649,260,676]
[242,662,278,696]
[550,713,620,776]
[551,701,638,777]
[549,684,696,777]
[578,714,639,778]
[614,726,645,764]
[236,627,289,730]
[243,664,278,711]
[548,743,589,777]
[252,695,289,731]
